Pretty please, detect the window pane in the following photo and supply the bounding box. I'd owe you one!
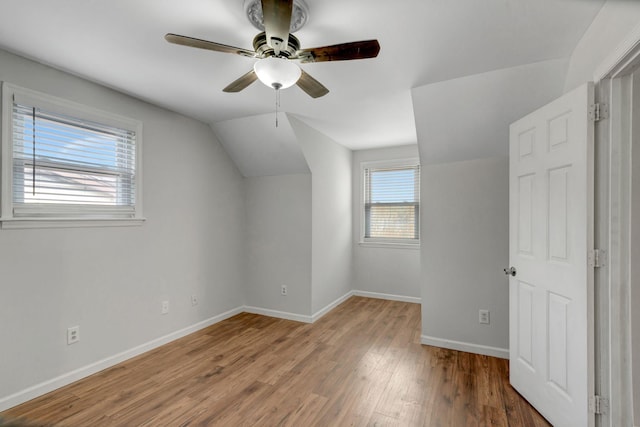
[370,168,417,203]
[13,111,133,171]
[18,165,121,205]
[364,163,420,241]
[12,102,136,213]
[365,204,418,239]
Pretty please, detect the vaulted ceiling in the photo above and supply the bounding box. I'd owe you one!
[0,0,605,156]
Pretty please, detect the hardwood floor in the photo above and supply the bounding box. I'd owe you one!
[2,297,550,426]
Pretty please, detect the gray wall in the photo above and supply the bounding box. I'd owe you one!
[0,49,246,404]
[289,115,353,315]
[419,157,509,354]
[244,174,312,316]
[411,59,567,357]
[352,145,421,300]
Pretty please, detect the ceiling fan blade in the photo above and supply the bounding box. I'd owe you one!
[295,40,381,63]
[261,0,292,55]
[165,33,256,58]
[296,70,329,98]
[223,70,259,93]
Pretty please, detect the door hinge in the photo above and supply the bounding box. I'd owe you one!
[588,249,606,268]
[589,395,609,415]
[589,103,608,122]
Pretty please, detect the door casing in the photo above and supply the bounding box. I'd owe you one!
[592,25,640,427]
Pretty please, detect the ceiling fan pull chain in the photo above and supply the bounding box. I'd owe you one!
[275,88,280,128]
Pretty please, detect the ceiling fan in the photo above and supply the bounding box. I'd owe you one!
[165,0,380,98]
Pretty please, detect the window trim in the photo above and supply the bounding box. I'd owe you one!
[1,82,145,229]
[359,157,421,248]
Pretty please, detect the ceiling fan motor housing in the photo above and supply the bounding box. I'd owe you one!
[253,32,300,58]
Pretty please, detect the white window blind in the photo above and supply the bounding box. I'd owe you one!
[9,97,137,219]
[1,83,143,228]
[364,163,420,241]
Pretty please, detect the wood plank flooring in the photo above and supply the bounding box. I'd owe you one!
[1,297,550,426]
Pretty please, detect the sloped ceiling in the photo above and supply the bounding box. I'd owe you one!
[212,113,308,177]
[0,0,605,168]
[413,58,569,165]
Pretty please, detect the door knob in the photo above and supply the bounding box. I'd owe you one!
[504,267,517,277]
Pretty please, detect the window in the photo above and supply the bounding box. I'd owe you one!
[362,159,420,246]
[1,83,143,228]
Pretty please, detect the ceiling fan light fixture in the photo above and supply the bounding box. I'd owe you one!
[254,57,301,90]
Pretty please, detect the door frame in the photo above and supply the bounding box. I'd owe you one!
[592,23,640,427]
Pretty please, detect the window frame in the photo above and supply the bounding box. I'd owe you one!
[1,82,145,229]
[359,158,421,249]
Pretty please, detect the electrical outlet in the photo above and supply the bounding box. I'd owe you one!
[191,295,198,306]
[281,285,287,296]
[479,309,490,324]
[67,326,80,345]
[161,300,170,314]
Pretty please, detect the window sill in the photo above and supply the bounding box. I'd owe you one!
[358,241,421,250]
[0,217,146,230]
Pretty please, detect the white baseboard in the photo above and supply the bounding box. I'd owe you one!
[311,291,354,322]
[421,335,509,359]
[244,291,419,324]
[352,290,421,304]
[243,291,355,324]
[243,306,313,323]
[0,306,244,412]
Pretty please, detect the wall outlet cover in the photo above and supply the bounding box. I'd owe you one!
[67,326,80,345]
[479,309,490,324]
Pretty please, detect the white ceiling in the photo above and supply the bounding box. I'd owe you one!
[0,0,605,153]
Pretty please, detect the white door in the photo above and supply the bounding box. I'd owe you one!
[508,83,595,427]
